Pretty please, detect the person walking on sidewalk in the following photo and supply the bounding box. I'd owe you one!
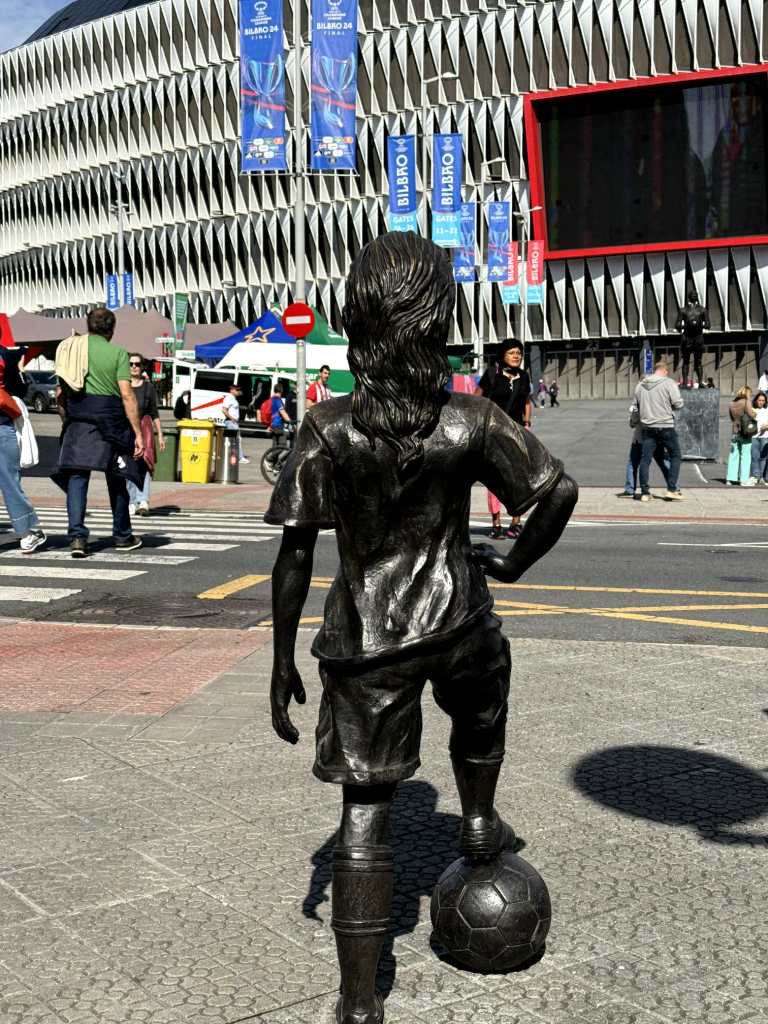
[126,354,164,516]
[53,307,144,559]
[635,359,684,502]
[746,391,768,485]
[548,380,560,408]
[620,402,670,497]
[726,386,758,485]
[0,346,46,553]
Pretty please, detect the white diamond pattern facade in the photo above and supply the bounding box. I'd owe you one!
[1,0,768,343]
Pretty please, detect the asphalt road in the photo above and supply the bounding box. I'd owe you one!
[3,403,765,646]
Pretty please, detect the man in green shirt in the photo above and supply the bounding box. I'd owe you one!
[55,308,145,558]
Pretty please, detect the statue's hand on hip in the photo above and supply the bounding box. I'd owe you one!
[470,543,521,583]
[270,665,306,745]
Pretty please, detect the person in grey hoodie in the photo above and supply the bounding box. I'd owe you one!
[634,360,684,501]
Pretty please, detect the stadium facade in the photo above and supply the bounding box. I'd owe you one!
[1,0,768,384]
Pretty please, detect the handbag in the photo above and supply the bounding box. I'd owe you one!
[739,411,758,440]
[13,399,39,469]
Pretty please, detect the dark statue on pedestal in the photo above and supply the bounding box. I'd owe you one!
[266,233,577,1023]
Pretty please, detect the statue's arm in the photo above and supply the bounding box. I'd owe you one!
[473,473,578,583]
[270,525,319,744]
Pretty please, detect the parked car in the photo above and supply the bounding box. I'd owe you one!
[22,370,58,413]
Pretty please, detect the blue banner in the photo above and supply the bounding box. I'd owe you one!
[526,284,543,305]
[432,134,462,212]
[501,284,520,305]
[453,203,476,282]
[310,0,358,170]
[387,135,418,232]
[122,273,134,307]
[487,201,510,282]
[106,275,119,310]
[240,0,287,171]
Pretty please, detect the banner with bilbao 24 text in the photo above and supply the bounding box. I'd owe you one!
[310,0,358,170]
[387,135,418,232]
[239,0,287,171]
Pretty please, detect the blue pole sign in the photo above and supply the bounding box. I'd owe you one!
[122,273,134,307]
[487,201,510,282]
[387,135,418,232]
[453,203,476,282]
[431,133,463,247]
[310,0,358,170]
[239,0,287,171]
[106,275,119,310]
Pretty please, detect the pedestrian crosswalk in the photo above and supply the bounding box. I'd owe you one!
[0,507,286,606]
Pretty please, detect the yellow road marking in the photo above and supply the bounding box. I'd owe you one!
[599,602,768,614]
[198,574,271,600]
[489,583,768,599]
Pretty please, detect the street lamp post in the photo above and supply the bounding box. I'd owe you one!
[110,168,128,285]
[512,203,542,353]
[293,4,307,424]
[476,157,507,371]
[420,71,458,235]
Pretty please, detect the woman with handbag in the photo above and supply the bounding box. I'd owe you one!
[0,347,46,553]
[745,390,768,486]
[126,354,165,515]
[726,385,757,485]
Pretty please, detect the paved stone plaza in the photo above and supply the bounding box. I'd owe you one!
[0,632,766,1024]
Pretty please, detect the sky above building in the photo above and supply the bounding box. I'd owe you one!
[1,0,63,51]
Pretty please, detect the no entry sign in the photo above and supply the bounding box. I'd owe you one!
[281,303,315,339]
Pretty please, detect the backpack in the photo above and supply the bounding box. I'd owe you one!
[260,397,273,426]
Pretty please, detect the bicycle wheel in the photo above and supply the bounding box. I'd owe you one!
[261,446,288,485]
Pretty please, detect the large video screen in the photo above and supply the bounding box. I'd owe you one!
[538,73,768,252]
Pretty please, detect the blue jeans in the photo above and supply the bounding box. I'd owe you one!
[127,474,151,506]
[750,437,768,481]
[0,424,40,536]
[66,470,131,541]
[639,427,681,493]
[625,440,670,493]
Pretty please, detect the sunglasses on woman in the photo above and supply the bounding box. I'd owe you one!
[129,361,142,367]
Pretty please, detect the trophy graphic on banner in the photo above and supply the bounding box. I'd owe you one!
[244,55,284,130]
[488,225,509,281]
[314,54,356,131]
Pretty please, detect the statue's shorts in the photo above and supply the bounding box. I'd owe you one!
[314,614,511,786]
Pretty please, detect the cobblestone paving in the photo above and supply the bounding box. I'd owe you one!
[0,636,766,1023]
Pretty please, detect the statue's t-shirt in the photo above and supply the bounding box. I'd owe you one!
[265,393,563,667]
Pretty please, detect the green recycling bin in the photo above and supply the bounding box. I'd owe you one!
[153,426,179,482]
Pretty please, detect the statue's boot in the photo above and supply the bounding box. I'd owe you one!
[452,756,516,864]
[335,991,384,1024]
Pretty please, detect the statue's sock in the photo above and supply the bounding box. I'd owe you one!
[332,844,393,1023]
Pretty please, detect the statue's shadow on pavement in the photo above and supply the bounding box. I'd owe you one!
[303,779,527,996]
[571,744,768,847]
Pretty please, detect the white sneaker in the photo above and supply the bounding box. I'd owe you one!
[640,493,652,502]
[137,502,150,516]
[20,529,46,554]
[239,458,250,465]
[665,490,684,500]
[743,477,757,487]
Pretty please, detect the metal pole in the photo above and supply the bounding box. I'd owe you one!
[519,221,527,352]
[477,196,485,372]
[294,1,307,424]
[422,82,428,236]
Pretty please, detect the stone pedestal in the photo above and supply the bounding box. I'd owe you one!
[677,387,720,461]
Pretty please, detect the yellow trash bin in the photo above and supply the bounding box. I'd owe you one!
[178,419,216,484]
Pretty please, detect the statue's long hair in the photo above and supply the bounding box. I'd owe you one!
[342,232,454,477]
